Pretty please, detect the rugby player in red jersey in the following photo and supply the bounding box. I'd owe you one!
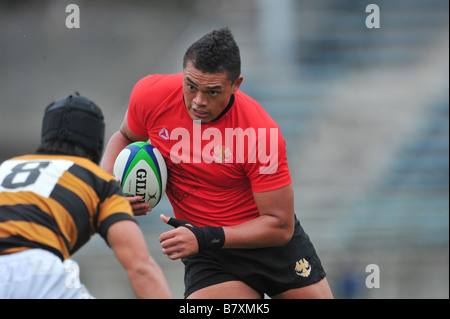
[101,28,333,299]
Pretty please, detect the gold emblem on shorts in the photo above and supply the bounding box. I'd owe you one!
[295,258,311,278]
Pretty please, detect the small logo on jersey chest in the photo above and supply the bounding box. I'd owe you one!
[211,145,232,163]
[159,128,169,140]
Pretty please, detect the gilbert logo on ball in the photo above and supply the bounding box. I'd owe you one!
[113,142,167,208]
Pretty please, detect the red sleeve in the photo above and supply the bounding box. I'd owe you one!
[244,126,292,193]
[127,73,183,137]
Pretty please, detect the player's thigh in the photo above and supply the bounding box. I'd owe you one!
[271,278,333,299]
[187,280,261,299]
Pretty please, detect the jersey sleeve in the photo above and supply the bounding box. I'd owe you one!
[127,75,156,138]
[244,126,292,193]
[95,179,136,243]
[127,73,183,138]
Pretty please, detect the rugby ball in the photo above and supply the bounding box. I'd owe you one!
[113,142,167,208]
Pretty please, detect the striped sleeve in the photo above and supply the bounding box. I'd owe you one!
[96,182,136,241]
[67,163,136,244]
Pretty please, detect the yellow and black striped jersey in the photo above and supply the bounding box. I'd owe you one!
[0,154,134,260]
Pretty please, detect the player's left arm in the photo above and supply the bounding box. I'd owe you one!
[222,123,296,248]
[159,183,295,259]
[223,183,295,248]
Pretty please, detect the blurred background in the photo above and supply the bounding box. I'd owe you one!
[0,0,448,299]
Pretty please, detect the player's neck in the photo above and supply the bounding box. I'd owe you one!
[211,94,235,123]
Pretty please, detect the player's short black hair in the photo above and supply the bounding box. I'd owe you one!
[183,27,241,83]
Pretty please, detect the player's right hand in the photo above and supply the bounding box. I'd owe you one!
[127,196,152,216]
[114,177,151,216]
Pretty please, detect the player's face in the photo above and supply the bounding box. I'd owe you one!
[183,61,242,124]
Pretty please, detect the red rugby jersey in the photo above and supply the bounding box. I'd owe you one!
[127,73,291,227]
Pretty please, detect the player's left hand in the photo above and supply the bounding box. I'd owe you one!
[159,214,199,259]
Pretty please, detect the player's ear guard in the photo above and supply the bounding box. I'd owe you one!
[167,217,225,251]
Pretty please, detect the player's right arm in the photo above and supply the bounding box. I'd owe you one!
[101,112,146,174]
[107,219,172,299]
[101,113,151,215]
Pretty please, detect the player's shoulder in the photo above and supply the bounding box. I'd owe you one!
[130,73,183,110]
[133,73,183,95]
[234,90,279,128]
[2,154,115,182]
[68,156,115,182]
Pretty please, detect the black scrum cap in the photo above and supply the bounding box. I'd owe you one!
[41,94,105,162]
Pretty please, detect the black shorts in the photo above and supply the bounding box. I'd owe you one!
[181,217,326,298]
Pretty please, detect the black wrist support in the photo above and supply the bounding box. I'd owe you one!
[167,217,225,251]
